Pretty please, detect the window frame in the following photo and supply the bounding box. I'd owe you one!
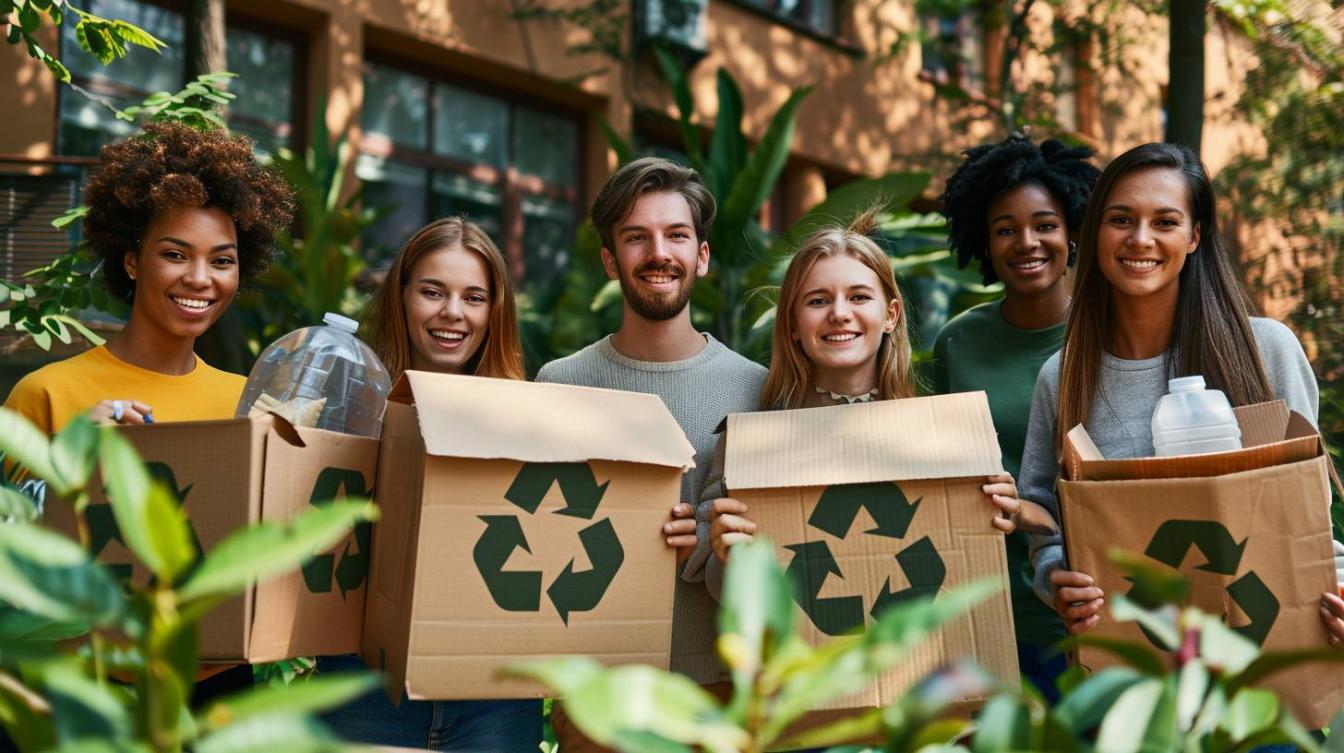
[721,0,860,54]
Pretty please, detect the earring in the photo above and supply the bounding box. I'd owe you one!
[1067,240,1078,266]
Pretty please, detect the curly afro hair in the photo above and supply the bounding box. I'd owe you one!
[939,134,1100,285]
[82,122,295,303]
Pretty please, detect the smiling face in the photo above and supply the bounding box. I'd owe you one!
[986,183,1071,298]
[123,205,240,339]
[402,245,492,374]
[601,191,710,322]
[1096,167,1201,305]
[792,253,899,387]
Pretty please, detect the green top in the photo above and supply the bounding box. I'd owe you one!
[932,300,1066,646]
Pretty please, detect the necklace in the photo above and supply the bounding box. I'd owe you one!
[814,385,879,404]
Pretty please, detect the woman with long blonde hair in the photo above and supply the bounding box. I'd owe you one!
[320,216,537,751]
[687,210,1024,598]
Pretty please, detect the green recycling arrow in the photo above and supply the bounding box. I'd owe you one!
[89,462,198,582]
[808,481,922,540]
[1127,519,1280,646]
[302,467,373,599]
[546,518,624,625]
[473,515,543,612]
[785,540,866,636]
[505,462,610,519]
[869,536,946,619]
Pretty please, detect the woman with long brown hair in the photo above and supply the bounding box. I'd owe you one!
[1019,142,1344,648]
[319,216,537,751]
[688,210,1024,597]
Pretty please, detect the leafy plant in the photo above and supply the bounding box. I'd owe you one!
[4,0,166,84]
[0,407,378,751]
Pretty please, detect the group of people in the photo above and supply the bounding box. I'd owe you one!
[5,120,1344,752]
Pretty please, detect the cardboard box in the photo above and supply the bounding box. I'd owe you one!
[46,414,378,662]
[363,372,696,701]
[721,392,1019,711]
[1059,401,1343,729]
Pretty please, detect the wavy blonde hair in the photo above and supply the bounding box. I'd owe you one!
[759,207,917,410]
[362,217,525,382]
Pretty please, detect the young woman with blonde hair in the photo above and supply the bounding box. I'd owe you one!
[686,209,1025,598]
[319,216,537,751]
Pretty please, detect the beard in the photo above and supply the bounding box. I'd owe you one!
[616,259,696,322]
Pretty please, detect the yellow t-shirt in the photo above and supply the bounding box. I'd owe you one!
[4,345,244,434]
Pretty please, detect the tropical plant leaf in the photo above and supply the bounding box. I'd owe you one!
[198,672,376,731]
[707,68,746,200]
[717,537,796,720]
[1095,675,1177,753]
[652,46,704,172]
[43,659,133,741]
[1053,666,1148,731]
[0,523,124,625]
[194,713,341,753]
[98,429,195,583]
[0,485,40,522]
[597,114,635,166]
[0,407,62,491]
[1066,634,1167,676]
[770,173,933,260]
[48,416,98,493]
[1220,687,1280,742]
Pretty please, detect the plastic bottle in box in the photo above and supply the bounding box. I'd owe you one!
[1151,375,1243,457]
[235,313,393,438]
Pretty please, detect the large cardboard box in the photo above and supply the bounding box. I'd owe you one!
[47,414,378,662]
[363,372,696,701]
[721,392,1019,711]
[1059,401,1343,729]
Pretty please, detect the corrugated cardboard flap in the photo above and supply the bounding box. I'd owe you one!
[1063,401,1321,482]
[399,370,696,469]
[724,392,1003,490]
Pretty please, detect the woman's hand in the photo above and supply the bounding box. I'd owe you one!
[982,473,1021,533]
[1322,591,1344,650]
[663,502,697,564]
[1050,569,1105,635]
[709,497,756,563]
[89,400,154,425]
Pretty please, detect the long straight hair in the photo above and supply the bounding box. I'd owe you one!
[759,208,918,410]
[1056,142,1273,448]
[362,217,525,382]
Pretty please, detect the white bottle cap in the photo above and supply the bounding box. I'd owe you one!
[1168,375,1206,393]
[323,312,359,334]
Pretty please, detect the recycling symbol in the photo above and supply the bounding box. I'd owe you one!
[785,481,946,636]
[302,467,372,599]
[1126,519,1279,646]
[472,462,624,625]
[89,462,202,582]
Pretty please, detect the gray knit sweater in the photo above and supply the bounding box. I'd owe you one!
[1022,317,1323,604]
[536,333,767,683]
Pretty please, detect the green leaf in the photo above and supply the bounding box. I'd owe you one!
[1220,688,1279,741]
[971,694,1030,753]
[1110,594,1180,650]
[0,485,40,521]
[50,205,88,229]
[1054,666,1148,731]
[1095,676,1177,753]
[774,708,884,751]
[49,416,98,492]
[771,173,933,260]
[1227,647,1344,694]
[0,523,125,625]
[1067,634,1167,676]
[0,674,58,752]
[1325,706,1344,753]
[18,2,39,33]
[109,19,165,51]
[596,114,634,166]
[0,407,62,490]
[179,500,377,602]
[198,672,377,731]
[98,429,195,582]
[1197,613,1259,674]
[195,713,341,753]
[43,660,132,740]
[652,46,704,171]
[1174,658,1210,731]
[1108,548,1191,606]
[707,68,746,199]
[718,537,796,718]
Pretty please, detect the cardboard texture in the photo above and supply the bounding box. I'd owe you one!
[1059,401,1343,729]
[45,415,378,663]
[363,372,696,701]
[723,392,1019,711]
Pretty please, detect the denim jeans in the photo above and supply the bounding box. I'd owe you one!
[317,655,543,752]
[1017,641,1069,705]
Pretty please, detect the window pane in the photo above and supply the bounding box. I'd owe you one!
[521,196,575,284]
[58,90,140,157]
[432,83,508,168]
[513,106,578,186]
[362,63,428,150]
[61,0,185,93]
[356,154,429,263]
[430,172,503,241]
[227,26,296,156]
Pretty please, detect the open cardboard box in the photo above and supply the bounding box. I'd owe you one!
[1059,400,1343,729]
[362,372,696,701]
[46,414,378,663]
[721,391,1019,714]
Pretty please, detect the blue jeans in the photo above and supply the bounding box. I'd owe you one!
[1017,641,1068,705]
[317,655,543,752]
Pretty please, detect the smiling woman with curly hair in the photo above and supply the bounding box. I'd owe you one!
[5,121,294,434]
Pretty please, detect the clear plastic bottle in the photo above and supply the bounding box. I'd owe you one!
[235,313,392,438]
[1151,375,1243,457]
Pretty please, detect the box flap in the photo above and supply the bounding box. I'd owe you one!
[1235,401,1290,447]
[401,371,696,469]
[723,392,1003,490]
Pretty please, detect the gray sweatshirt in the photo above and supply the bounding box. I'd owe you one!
[536,333,766,684]
[1021,317,1322,604]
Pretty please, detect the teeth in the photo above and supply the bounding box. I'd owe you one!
[823,333,859,342]
[172,296,211,309]
[642,275,674,284]
[1121,259,1159,269]
[1013,259,1047,270]
[430,331,465,341]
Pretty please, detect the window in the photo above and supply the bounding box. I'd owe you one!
[356,60,582,285]
[736,0,839,37]
[918,9,983,93]
[56,0,301,159]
